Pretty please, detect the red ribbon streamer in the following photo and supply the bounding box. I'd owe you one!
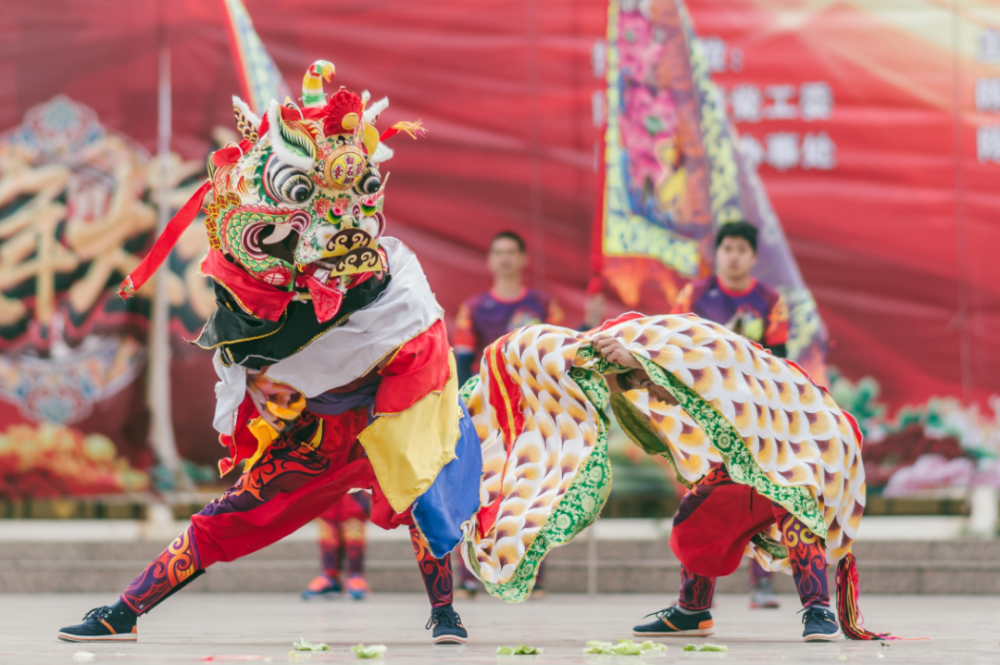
[119,181,212,299]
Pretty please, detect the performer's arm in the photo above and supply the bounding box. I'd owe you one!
[594,336,678,406]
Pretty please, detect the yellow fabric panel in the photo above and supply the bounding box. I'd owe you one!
[359,353,460,513]
[244,416,278,471]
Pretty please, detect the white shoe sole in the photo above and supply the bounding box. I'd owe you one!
[433,635,468,644]
[632,629,715,637]
[803,631,843,642]
[58,632,137,642]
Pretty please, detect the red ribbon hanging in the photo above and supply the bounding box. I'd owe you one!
[119,181,213,299]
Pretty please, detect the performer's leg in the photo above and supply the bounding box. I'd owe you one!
[776,512,830,608]
[678,564,716,612]
[342,516,370,599]
[410,525,467,644]
[774,509,842,641]
[302,510,344,598]
[409,524,453,608]
[748,559,780,609]
[59,412,372,641]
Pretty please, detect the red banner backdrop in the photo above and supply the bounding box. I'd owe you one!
[2,0,999,497]
[683,0,1000,409]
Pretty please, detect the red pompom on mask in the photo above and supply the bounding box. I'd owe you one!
[322,88,364,136]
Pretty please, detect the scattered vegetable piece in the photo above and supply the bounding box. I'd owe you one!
[292,638,329,652]
[72,653,96,662]
[583,639,667,655]
[351,644,387,659]
[497,641,543,655]
[682,644,728,652]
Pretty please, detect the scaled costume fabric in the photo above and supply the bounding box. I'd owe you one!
[117,61,480,615]
[458,313,881,638]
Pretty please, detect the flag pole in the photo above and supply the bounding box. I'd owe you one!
[147,10,192,492]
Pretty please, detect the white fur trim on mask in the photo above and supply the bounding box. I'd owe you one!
[363,97,389,123]
[371,142,394,164]
[266,100,314,170]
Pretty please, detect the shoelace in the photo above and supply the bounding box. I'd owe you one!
[799,607,837,626]
[82,606,114,622]
[642,606,677,621]
[426,607,462,631]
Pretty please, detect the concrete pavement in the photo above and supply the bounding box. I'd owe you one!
[1,593,998,664]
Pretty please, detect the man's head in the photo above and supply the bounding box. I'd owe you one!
[714,222,758,283]
[487,231,527,280]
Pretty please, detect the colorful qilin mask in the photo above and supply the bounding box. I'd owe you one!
[119,60,423,323]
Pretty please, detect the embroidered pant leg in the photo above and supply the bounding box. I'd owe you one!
[122,409,373,615]
[410,525,454,608]
[678,564,716,612]
[777,512,829,608]
[341,517,366,575]
[317,515,342,577]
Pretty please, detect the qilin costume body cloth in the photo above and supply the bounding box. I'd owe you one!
[458,312,888,640]
[113,61,480,615]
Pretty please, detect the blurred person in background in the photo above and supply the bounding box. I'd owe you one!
[302,492,371,600]
[671,221,788,609]
[453,231,562,598]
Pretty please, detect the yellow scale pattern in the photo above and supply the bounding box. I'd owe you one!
[464,314,865,582]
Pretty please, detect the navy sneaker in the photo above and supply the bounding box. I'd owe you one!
[58,602,137,642]
[426,604,468,644]
[632,606,715,637]
[801,606,843,642]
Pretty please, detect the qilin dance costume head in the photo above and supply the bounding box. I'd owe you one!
[120,59,424,326]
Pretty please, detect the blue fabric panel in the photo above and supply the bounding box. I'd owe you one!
[411,398,483,558]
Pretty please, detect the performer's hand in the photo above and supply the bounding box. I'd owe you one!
[593,335,641,369]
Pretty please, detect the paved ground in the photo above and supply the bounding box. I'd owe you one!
[1,593,997,664]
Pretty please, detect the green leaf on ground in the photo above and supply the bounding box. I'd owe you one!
[351,644,387,659]
[682,644,728,652]
[291,638,329,652]
[583,639,667,655]
[497,641,543,655]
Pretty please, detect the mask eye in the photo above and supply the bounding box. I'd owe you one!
[264,157,315,206]
[282,174,314,203]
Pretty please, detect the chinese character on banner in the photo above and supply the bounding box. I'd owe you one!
[977,28,1000,64]
[730,84,762,123]
[978,126,1000,163]
[739,135,764,171]
[800,82,834,121]
[763,84,798,120]
[765,132,800,170]
[801,132,837,170]
[699,36,727,73]
[976,78,1000,113]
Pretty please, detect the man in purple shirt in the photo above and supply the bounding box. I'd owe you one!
[454,231,562,386]
[672,221,789,610]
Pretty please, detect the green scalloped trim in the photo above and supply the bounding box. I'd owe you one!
[632,354,826,539]
[479,364,612,603]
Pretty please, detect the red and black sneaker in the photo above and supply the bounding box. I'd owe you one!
[58,602,138,642]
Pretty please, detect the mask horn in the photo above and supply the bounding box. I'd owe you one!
[232,96,260,143]
[302,60,336,108]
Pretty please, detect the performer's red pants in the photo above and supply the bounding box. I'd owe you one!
[120,407,452,614]
[670,467,829,611]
